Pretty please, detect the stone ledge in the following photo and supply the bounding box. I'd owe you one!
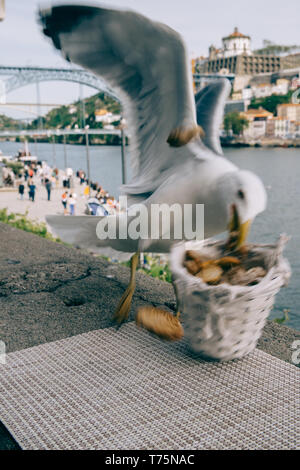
[0,222,299,361]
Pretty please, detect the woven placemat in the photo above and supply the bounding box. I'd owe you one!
[0,323,299,450]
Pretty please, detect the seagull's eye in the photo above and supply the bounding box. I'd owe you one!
[237,189,245,200]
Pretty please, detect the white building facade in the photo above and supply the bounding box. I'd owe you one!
[220,28,252,58]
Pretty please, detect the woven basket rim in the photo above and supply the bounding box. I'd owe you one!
[170,237,290,296]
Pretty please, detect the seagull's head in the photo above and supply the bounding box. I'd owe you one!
[216,170,267,249]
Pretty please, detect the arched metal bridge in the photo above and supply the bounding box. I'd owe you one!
[0,66,119,101]
[0,65,234,100]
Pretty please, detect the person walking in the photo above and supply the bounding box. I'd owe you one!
[62,174,68,188]
[28,181,36,202]
[79,170,85,185]
[68,193,76,216]
[66,167,73,188]
[83,185,90,198]
[61,191,68,215]
[24,166,29,182]
[96,186,102,201]
[54,168,59,188]
[18,181,25,200]
[45,178,52,201]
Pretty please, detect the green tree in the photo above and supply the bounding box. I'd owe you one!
[224,112,249,136]
[0,114,23,130]
[29,91,122,131]
[4,160,23,175]
[249,91,293,115]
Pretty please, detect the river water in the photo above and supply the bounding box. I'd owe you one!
[1,141,299,330]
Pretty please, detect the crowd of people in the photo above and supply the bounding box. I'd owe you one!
[14,161,120,217]
[76,168,120,215]
[17,162,61,204]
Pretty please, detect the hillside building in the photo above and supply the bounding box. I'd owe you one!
[266,118,291,138]
[241,107,274,139]
[277,103,300,122]
[95,108,121,125]
[202,28,281,75]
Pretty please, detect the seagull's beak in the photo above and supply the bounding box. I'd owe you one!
[227,205,251,250]
[236,219,251,248]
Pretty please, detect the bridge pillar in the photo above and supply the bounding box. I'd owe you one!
[79,84,86,129]
[52,135,56,168]
[85,128,91,194]
[63,135,68,170]
[36,81,43,130]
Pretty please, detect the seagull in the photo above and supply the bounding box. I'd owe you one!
[39,3,267,324]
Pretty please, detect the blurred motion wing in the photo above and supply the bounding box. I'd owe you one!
[39,4,198,197]
[195,79,231,156]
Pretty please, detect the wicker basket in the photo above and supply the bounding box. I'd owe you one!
[170,235,291,361]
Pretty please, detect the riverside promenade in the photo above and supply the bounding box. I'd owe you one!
[0,222,299,450]
[0,173,88,226]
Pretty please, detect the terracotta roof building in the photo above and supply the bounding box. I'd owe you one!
[222,27,251,58]
[203,28,281,75]
[241,107,274,122]
[223,28,250,40]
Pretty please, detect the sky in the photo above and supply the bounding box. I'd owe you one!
[0,0,299,118]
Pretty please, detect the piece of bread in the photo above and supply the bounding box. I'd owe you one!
[136,306,184,341]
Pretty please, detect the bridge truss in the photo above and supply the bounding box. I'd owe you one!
[0,66,119,101]
[0,66,234,99]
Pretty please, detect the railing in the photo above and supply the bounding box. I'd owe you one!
[0,128,122,137]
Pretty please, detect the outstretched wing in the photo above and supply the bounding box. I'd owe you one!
[39,4,198,196]
[195,79,231,156]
